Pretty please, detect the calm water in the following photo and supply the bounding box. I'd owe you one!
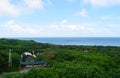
[15,37,120,46]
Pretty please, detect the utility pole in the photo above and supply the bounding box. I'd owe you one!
[8,49,12,70]
[19,54,23,71]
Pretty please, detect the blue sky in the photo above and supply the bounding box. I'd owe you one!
[0,0,120,37]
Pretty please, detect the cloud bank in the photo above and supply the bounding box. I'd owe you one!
[0,0,50,17]
[83,0,120,7]
[0,20,41,37]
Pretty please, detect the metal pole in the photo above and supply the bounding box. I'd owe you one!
[8,49,12,70]
[19,54,23,71]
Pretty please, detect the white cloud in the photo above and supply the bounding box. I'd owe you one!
[49,19,80,31]
[0,0,48,17]
[0,0,21,17]
[47,20,120,37]
[61,19,68,24]
[23,0,43,9]
[1,20,41,37]
[1,19,120,37]
[68,25,78,30]
[83,0,120,7]
[49,20,78,31]
[34,22,120,37]
[75,8,87,17]
[49,20,97,32]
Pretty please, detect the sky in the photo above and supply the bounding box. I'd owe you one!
[0,0,120,37]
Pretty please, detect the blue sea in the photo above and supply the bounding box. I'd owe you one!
[15,37,120,46]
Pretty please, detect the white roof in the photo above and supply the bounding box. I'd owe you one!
[24,52,32,56]
[24,52,36,58]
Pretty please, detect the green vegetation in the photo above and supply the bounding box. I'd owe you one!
[0,38,120,78]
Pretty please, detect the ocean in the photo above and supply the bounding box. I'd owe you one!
[15,37,120,46]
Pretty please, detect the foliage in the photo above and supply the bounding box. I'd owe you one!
[0,38,120,78]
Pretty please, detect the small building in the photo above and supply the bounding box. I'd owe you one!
[20,52,46,70]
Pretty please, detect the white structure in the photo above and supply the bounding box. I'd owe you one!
[24,52,36,58]
[8,49,12,68]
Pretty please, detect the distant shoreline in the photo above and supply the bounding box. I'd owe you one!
[1,37,120,47]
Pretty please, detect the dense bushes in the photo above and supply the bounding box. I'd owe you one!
[1,72,27,78]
